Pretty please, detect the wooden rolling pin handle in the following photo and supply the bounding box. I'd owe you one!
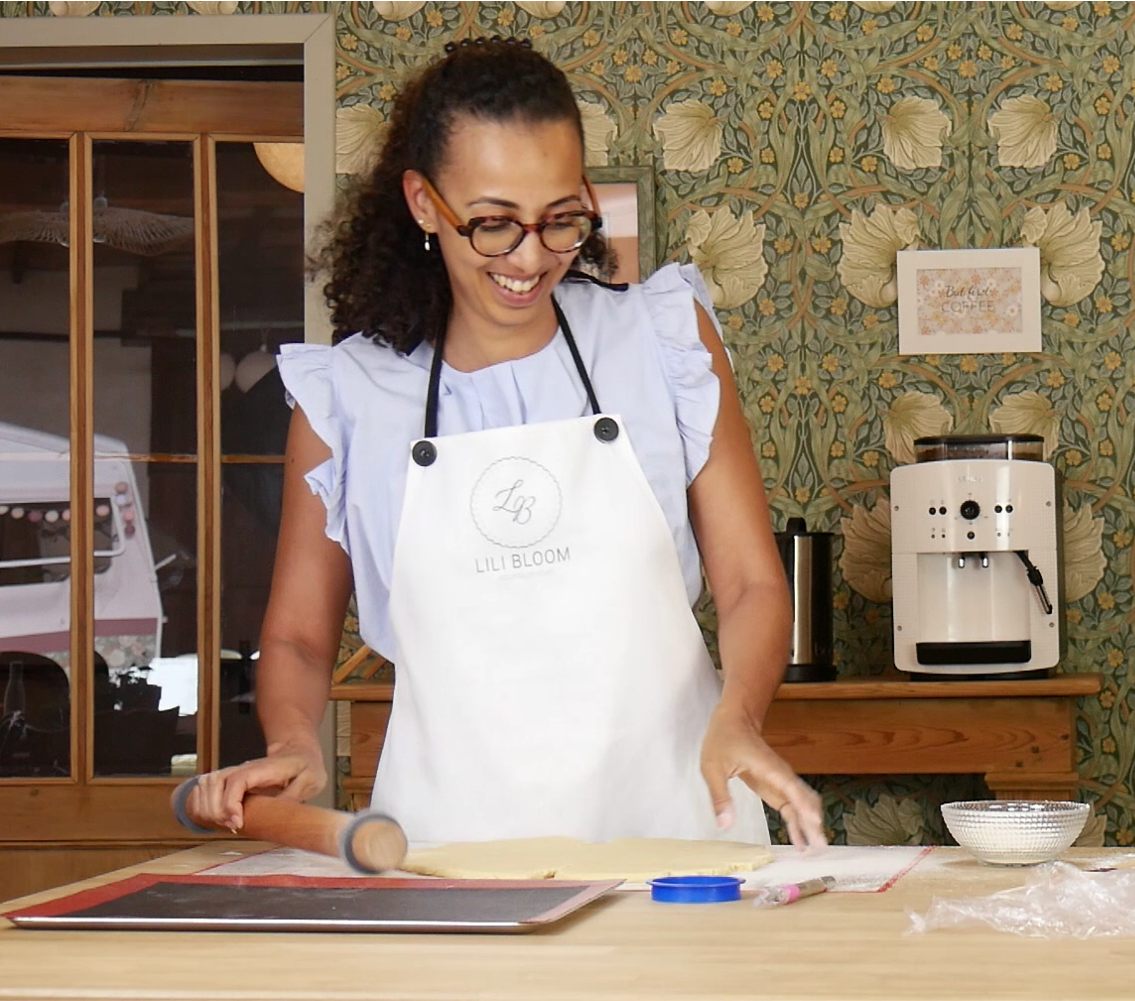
[170,776,408,874]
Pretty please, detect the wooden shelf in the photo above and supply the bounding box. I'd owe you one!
[335,672,1104,810]
[772,674,1103,700]
[331,675,1102,703]
[330,682,393,702]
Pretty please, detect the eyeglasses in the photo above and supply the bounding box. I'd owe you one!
[421,175,602,258]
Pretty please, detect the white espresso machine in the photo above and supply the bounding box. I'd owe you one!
[890,434,1065,677]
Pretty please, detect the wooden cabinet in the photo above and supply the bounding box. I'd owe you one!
[335,675,1102,812]
[764,675,1101,801]
[341,696,393,812]
[0,73,304,901]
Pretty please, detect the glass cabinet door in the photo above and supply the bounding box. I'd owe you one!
[216,140,304,768]
[90,139,199,778]
[0,138,73,779]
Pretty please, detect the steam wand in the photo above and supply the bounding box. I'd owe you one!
[1016,551,1053,615]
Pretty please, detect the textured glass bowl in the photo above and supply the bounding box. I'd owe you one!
[941,800,1090,866]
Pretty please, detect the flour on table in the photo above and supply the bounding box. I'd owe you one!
[401,837,775,881]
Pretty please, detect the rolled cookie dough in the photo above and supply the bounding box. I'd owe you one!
[401,837,774,882]
[400,837,582,879]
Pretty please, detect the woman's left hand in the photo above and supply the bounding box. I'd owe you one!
[700,704,827,849]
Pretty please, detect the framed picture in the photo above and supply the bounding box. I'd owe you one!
[896,247,1042,355]
[586,165,658,285]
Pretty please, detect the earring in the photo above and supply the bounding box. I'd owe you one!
[418,220,431,252]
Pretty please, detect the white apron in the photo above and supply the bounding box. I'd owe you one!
[373,298,768,845]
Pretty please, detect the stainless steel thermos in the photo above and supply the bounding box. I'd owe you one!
[774,518,834,682]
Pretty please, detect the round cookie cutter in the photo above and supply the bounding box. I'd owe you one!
[648,875,743,903]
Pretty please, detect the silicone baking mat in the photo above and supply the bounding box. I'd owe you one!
[4,873,621,933]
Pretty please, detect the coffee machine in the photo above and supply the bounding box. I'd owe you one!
[890,434,1065,677]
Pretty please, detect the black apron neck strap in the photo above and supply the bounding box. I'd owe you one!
[424,324,445,439]
[423,297,601,438]
[552,298,602,418]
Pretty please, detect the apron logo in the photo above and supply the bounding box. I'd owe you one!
[470,456,562,549]
[492,480,536,524]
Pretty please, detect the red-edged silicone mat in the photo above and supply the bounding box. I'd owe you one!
[4,873,622,933]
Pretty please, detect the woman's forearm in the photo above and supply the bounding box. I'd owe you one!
[713,579,793,727]
[253,406,355,753]
[255,636,337,751]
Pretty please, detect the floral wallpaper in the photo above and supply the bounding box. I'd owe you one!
[5,0,1135,847]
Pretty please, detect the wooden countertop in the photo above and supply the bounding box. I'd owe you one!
[2,843,1134,1000]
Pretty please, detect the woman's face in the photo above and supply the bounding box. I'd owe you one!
[408,114,587,345]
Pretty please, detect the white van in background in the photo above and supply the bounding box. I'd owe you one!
[1,422,273,776]
[0,420,163,673]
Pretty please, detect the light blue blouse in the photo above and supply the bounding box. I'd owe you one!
[277,263,723,662]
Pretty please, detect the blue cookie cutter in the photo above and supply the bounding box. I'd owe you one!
[648,875,743,903]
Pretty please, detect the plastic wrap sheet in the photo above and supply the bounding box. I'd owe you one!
[908,862,1135,938]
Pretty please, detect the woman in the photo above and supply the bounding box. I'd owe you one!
[190,38,824,849]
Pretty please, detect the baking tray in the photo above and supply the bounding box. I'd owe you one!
[5,873,622,934]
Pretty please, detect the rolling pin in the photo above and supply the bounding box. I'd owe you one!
[170,776,408,874]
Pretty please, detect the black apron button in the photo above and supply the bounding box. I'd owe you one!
[593,416,619,442]
[412,440,437,466]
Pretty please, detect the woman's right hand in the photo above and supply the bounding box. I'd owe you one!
[184,732,327,832]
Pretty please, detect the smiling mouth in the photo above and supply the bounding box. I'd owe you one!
[489,272,542,295]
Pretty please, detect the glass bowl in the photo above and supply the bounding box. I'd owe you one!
[941,800,1090,866]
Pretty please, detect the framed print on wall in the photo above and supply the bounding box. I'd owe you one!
[586,165,658,285]
[896,247,1042,355]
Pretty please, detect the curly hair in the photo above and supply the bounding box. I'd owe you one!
[317,38,616,351]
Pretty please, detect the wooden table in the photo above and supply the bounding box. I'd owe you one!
[339,675,1103,809]
[1,843,1133,1000]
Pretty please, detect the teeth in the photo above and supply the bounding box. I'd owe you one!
[491,273,540,294]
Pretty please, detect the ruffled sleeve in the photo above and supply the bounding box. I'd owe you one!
[276,343,349,552]
[640,262,722,485]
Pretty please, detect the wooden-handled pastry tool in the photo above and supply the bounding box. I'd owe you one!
[170,776,408,874]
